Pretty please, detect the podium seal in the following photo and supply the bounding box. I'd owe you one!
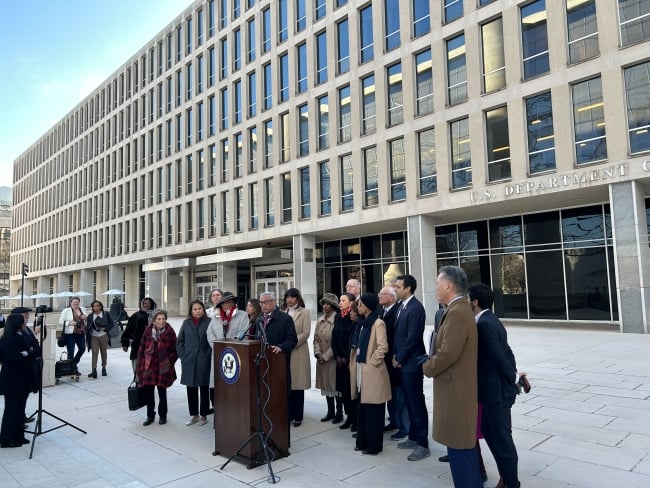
[219,347,241,385]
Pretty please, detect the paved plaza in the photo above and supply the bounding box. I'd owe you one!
[2,320,650,487]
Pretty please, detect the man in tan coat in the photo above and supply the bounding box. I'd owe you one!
[422,265,482,487]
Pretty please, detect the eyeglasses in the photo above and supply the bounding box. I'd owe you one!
[259,300,274,305]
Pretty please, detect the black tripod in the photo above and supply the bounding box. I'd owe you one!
[26,310,86,459]
[220,327,278,483]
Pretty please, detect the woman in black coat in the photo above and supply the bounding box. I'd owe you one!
[121,297,157,372]
[0,314,35,448]
[331,293,357,429]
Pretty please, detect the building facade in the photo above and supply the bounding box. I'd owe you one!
[10,0,650,331]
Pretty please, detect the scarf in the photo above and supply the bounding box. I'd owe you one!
[219,306,236,335]
[192,316,200,326]
[355,312,378,363]
[340,308,351,319]
[153,325,165,341]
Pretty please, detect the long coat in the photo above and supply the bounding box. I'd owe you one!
[350,317,392,404]
[0,331,34,396]
[206,308,249,387]
[176,316,212,387]
[313,312,336,393]
[288,307,311,390]
[136,324,178,388]
[121,309,150,360]
[422,298,478,450]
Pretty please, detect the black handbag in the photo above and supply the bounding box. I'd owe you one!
[57,334,66,347]
[128,374,146,411]
[55,352,76,378]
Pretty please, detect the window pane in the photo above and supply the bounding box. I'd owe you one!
[447,34,467,105]
[624,61,650,153]
[619,0,650,46]
[362,75,376,135]
[387,63,403,126]
[415,49,433,116]
[389,138,406,201]
[450,118,471,189]
[338,85,351,143]
[521,0,549,79]
[526,91,555,173]
[317,94,329,150]
[384,0,400,51]
[360,5,374,63]
[418,128,436,195]
[482,18,506,92]
[572,77,607,164]
[486,106,511,181]
[567,0,599,64]
[413,0,430,37]
[337,19,350,74]
[364,146,378,207]
[340,154,353,211]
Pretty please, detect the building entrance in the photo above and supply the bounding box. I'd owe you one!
[253,264,294,302]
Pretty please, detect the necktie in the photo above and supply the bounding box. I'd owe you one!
[263,313,271,328]
[396,303,404,320]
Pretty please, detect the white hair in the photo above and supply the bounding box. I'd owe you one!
[259,291,276,301]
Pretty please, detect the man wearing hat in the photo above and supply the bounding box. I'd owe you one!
[206,292,250,390]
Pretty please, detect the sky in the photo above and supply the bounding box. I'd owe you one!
[0,0,195,188]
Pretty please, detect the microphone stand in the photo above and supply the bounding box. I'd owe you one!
[220,319,278,483]
[26,311,86,459]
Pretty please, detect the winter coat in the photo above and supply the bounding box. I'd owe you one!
[121,309,150,361]
[350,317,392,404]
[206,308,250,387]
[59,306,87,334]
[0,331,34,396]
[85,312,115,350]
[136,324,178,388]
[313,312,336,393]
[288,307,311,390]
[176,316,212,387]
[422,298,478,450]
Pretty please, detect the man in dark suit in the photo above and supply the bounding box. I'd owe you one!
[257,292,298,355]
[391,274,430,461]
[469,283,520,488]
[379,286,409,439]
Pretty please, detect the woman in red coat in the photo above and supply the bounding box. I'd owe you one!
[136,309,178,426]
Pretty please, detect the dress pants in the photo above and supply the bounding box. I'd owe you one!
[90,334,109,369]
[389,384,410,435]
[356,402,385,454]
[65,333,86,365]
[400,371,429,448]
[0,394,24,444]
[186,385,210,416]
[289,389,305,422]
[141,385,168,419]
[447,445,484,488]
[482,396,519,488]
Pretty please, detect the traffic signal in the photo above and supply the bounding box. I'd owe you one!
[22,263,28,276]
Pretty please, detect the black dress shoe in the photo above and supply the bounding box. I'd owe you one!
[159,417,167,425]
[362,450,379,455]
[21,438,30,445]
[438,454,449,462]
[354,446,363,451]
[0,442,21,448]
[293,420,302,427]
[320,412,335,422]
[339,420,352,429]
[383,424,398,432]
[143,417,155,426]
[24,416,35,423]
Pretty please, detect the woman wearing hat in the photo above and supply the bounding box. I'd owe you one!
[332,293,357,428]
[313,293,339,422]
[283,288,311,427]
[206,291,249,390]
[350,293,391,455]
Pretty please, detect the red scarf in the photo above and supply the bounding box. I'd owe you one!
[192,316,200,326]
[219,306,236,335]
[340,308,351,318]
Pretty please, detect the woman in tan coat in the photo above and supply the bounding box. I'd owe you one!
[283,288,311,427]
[350,293,391,455]
[313,293,339,422]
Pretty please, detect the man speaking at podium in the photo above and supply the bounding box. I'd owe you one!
[256,292,297,356]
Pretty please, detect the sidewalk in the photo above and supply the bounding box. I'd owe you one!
[1,320,650,487]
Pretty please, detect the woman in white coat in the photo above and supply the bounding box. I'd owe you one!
[58,296,87,374]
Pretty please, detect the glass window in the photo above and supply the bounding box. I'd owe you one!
[418,128,436,195]
[234,132,243,178]
[220,0,227,29]
[619,0,650,46]
[209,46,216,86]
[233,0,240,18]
[384,0,400,51]
[265,178,275,226]
[521,0,549,79]
[526,91,556,173]
[233,28,241,71]
[624,61,650,153]
[197,101,204,142]
[262,7,271,53]
[248,71,257,117]
[208,0,215,37]
[248,18,256,62]
[209,95,216,136]
[320,161,331,215]
[316,31,328,84]
[186,18,193,55]
[337,18,350,74]
[413,0,430,37]
[234,79,242,124]
[221,87,229,130]
[282,172,292,223]
[299,103,309,157]
[197,55,204,94]
[248,126,257,173]
[444,0,463,24]
[486,106,511,181]
[264,119,273,168]
[481,18,506,93]
[389,138,406,201]
[280,112,290,162]
[198,8,204,46]
[235,187,243,232]
[315,0,326,20]
[278,0,289,43]
[300,166,311,219]
[338,85,351,143]
[387,62,403,127]
[572,77,606,164]
[567,0,599,64]
[250,182,259,229]
[209,144,217,187]
[317,94,329,150]
[197,149,205,190]
[361,75,376,135]
[447,33,467,105]
[297,43,308,94]
[220,37,228,79]
[450,117,471,189]
[221,190,229,235]
[279,53,289,102]
[296,0,307,32]
[263,63,272,110]
[364,146,378,207]
[186,154,193,194]
[415,49,433,116]
[359,5,374,63]
[335,154,352,214]
[221,138,229,182]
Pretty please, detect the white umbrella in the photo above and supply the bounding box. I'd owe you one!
[29,293,52,299]
[73,291,92,297]
[102,289,126,296]
[54,291,75,297]
[0,296,11,301]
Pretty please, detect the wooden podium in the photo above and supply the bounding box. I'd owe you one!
[213,339,289,467]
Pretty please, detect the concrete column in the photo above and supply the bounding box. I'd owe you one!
[217,262,237,292]
[108,264,124,291]
[293,234,317,321]
[407,215,438,323]
[609,181,650,333]
[145,267,164,311]
[124,265,141,310]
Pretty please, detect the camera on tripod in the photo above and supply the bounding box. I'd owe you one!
[35,304,53,314]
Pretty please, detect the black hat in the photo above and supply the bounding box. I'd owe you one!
[11,306,32,314]
[359,293,379,312]
[216,291,237,308]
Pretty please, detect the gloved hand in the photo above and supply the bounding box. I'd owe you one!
[20,351,28,357]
